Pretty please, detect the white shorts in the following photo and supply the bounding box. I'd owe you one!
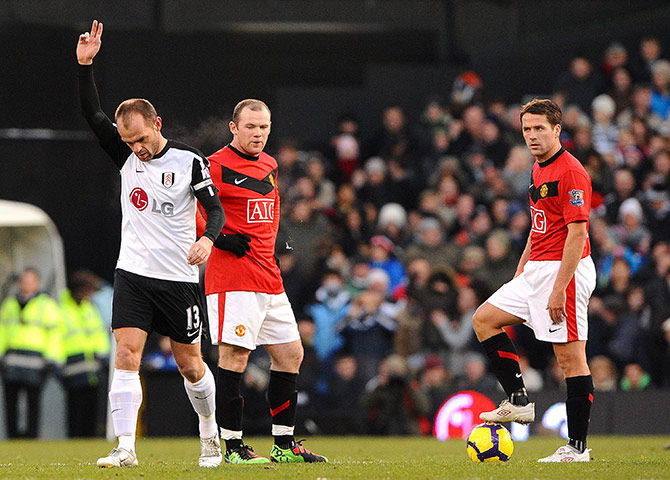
[206,291,300,349]
[486,256,596,343]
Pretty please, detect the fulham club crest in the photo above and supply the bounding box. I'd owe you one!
[162,172,175,188]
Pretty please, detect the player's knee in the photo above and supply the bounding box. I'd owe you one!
[115,344,141,370]
[472,305,489,334]
[178,362,204,383]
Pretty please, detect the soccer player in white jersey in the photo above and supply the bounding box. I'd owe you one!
[76,20,225,468]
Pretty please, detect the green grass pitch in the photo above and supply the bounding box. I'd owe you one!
[0,435,668,479]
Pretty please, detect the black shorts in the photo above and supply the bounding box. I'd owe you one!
[112,269,204,344]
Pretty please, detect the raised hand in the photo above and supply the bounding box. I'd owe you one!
[77,19,103,65]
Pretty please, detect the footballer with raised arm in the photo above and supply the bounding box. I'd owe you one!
[77,19,224,469]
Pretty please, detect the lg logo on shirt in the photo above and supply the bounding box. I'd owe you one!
[130,187,175,216]
[530,206,546,233]
[247,198,274,223]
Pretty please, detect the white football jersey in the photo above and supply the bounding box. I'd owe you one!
[116,140,214,282]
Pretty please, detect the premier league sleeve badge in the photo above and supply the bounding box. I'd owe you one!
[568,189,584,207]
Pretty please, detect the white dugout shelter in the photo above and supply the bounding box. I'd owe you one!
[0,199,66,299]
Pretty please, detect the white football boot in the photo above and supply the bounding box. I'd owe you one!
[479,399,535,424]
[97,447,139,468]
[538,444,591,463]
[199,435,223,467]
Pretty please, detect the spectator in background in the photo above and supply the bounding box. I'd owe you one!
[368,235,406,296]
[438,285,479,376]
[329,113,361,181]
[618,85,661,134]
[610,197,651,256]
[620,363,652,391]
[305,153,336,209]
[450,104,486,158]
[295,319,321,411]
[357,157,393,209]
[452,352,498,393]
[608,67,634,116]
[305,269,350,383]
[404,217,460,275]
[376,203,409,247]
[362,354,431,435]
[603,168,637,224]
[600,42,629,89]
[59,270,110,437]
[518,352,544,392]
[482,115,511,168]
[589,355,618,391]
[365,105,414,162]
[279,194,331,282]
[323,352,366,434]
[337,288,397,383]
[614,128,646,175]
[419,354,453,419]
[394,258,432,357]
[591,94,620,159]
[275,138,305,197]
[642,184,670,246]
[502,145,534,201]
[278,247,311,315]
[650,60,670,122]
[144,335,179,371]
[474,230,518,291]
[554,55,603,113]
[630,36,663,83]
[450,71,484,114]
[0,268,62,439]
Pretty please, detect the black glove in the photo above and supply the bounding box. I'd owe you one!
[214,233,251,258]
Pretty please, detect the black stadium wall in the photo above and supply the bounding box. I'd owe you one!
[2,0,670,280]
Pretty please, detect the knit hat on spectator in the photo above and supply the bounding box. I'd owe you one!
[365,156,386,174]
[618,197,644,222]
[370,235,394,253]
[378,203,408,229]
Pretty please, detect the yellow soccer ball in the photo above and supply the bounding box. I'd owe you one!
[466,422,514,462]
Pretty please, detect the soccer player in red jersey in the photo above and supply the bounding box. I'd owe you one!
[197,100,327,463]
[472,99,596,462]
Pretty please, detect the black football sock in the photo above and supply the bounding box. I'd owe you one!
[267,370,298,448]
[481,332,527,403]
[216,367,244,451]
[566,375,593,453]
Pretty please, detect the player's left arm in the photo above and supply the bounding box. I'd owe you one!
[188,156,225,265]
[546,221,588,323]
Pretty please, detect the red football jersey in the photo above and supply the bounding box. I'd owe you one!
[528,148,592,261]
[197,144,284,294]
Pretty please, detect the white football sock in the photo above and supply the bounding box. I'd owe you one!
[109,368,142,452]
[184,365,218,438]
[272,424,294,436]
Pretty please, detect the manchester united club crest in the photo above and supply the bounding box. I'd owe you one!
[568,189,584,206]
[162,172,175,188]
[235,325,246,337]
[540,184,548,198]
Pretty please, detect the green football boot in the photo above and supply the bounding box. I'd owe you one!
[270,439,328,463]
[225,444,270,464]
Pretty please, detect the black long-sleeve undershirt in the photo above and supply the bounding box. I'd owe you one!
[77,63,225,243]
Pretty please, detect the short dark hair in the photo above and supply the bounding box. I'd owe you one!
[232,99,271,124]
[115,98,157,126]
[520,98,562,126]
